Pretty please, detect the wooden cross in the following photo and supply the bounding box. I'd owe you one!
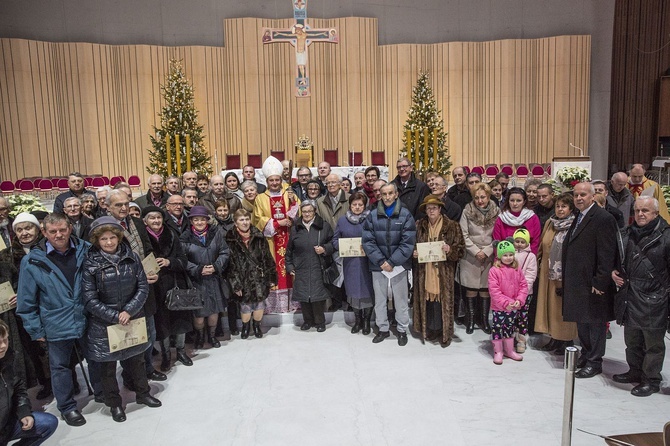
[261,0,338,97]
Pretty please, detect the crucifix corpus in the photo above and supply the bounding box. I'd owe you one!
[261,0,339,97]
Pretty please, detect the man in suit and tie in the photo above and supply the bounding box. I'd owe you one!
[562,182,618,378]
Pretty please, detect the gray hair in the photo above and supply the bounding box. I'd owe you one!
[106,189,129,206]
[240,180,258,192]
[63,197,81,206]
[635,196,659,212]
[181,186,198,197]
[96,185,111,199]
[380,182,398,193]
[300,199,318,211]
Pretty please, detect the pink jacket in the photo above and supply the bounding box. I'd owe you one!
[515,248,537,290]
[488,265,528,312]
[492,213,541,254]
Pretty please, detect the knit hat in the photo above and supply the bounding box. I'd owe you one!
[513,228,530,245]
[90,216,123,232]
[188,206,210,219]
[496,240,515,259]
[12,212,40,230]
[262,156,283,180]
[141,205,165,219]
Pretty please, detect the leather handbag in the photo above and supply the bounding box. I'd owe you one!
[166,274,204,311]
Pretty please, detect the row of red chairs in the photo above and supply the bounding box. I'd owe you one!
[1,175,142,196]
[464,163,551,179]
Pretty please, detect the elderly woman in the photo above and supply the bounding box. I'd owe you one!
[524,178,543,209]
[493,187,541,254]
[240,180,258,212]
[534,192,578,354]
[82,217,161,422]
[225,172,244,200]
[226,209,277,338]
[286,200,334,332]
[180,206,229,349]
[413,195,465,346]
[141,206,193,371]
[81,194,97,219]
[333,192,374,335]
[459,183,500,334]
[305,179,322,200]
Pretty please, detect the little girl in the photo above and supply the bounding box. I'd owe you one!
[512,228,537,353]
[488,240,528,364]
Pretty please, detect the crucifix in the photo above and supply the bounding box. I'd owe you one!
[261,0,339,97]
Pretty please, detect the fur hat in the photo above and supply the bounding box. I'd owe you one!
[496,240,515,259]
[12,212,40,231]
[262,156,283,180]
[512,228,530,245]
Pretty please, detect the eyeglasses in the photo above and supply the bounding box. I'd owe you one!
[397,164,410,169]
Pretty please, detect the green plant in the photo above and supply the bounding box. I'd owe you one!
[7,194,47,218]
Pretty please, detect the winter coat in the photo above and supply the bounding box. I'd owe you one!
[81,243,149,362]
[180,224,229,317]
[147,226,192,339]
[134,191,168,210]
[392,173,431,218]
[607,185,634,226]
[562,205,617,323]
[413,216,465,344]
[493,211,542,254]
[17,237,90,342]
[458,201,499,289]
[316,190,350,231]
[226,226,277,303]
[488,265,528,312]
[0,349,32,446]
[332,214,374,301]
[285,215,333,303]
[615,217,670,330]
[198,190,241,216]
[515,247,538,290]
[165,214,189,235]
[362,199,416,272]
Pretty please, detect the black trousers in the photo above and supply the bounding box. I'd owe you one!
[302,300,327,326]
[100,354,150,407]
[624,326,666,385]
[577,322,607,368]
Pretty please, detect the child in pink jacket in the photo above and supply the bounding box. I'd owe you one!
[512,228,537,353]
[488,240,528,365]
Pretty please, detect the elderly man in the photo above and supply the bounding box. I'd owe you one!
[63,197,93,240]
[447,167,470,209]
[430,176,462,222]
[316,161,331,194]
[181,186,199,213]
[291,166,313,202]
[627,164,670,223]
[281,160,293,185]
[533,183,556,228]
[165,194,188,234]
[165,175,181,196]
[242,164,266,193]
[199,174,241,215]
[562,182,618,378]
[367,179,386,210]
[53,172,95,215]
[135,174,168,209]
[17,213,90,426]
[362,183,417,346]
[181,171,198,189]
[94,186,111,218]
[612,196,670,396]
[254,157,300,313]
[391,157,430,218]
[608,171,634,226]
[0,197,12,249]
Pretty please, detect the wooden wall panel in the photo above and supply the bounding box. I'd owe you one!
[0,17,589,183]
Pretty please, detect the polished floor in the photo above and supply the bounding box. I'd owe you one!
[35,314,670,446]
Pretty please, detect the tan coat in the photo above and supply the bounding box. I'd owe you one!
[534,220,578,341]
[457,202,498,289]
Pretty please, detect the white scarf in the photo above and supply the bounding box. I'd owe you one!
[498,208,535,227]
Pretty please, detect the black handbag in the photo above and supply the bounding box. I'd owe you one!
[317,229,340,285]
[166,274,204,311]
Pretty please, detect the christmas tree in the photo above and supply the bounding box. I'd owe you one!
[401,71,451,178]
[147,59,212,177]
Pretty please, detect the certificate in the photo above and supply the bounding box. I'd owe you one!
[339,237,364,257]
[0,236,6,251]
[141,253,160,276]
[416,241,446,263]
[107,317,148,353]
[0,282,16,314]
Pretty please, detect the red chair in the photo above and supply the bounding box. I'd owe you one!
[14,180,22,189]
[91,177,105,189]
[270,151,285,161]
[530,163,545,177]
[515,164,529,177]
[57,178,69,192]
[101,176,110,186]
[38,179,54,198]
[544,163,552,177]
[462,166,470,175]
[484,164,499,178]
[471,166,485,175]
[348,151,363,166]
[371,151,386,166]
[18,180,34,194]
[110,176,123,186]
[32,178,43,189]
[50,178,61,188]
[500,164,514,176]
[127,175,142,193]
[0,181,14,195]
[247,154,262,169]
[226,155,241,170]
[84,177,93,187]
[323,149,338,167]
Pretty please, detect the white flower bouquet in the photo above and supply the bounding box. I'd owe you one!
[556,166,590,189]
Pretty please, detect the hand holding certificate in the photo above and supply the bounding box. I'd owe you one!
[339,237,365,257]
[141,253,160,276]
[416,241,447,264]
[107,317,148,353]
[0,282,16,314]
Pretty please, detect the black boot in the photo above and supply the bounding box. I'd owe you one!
[253,320,263,338]
[208,328,221,348]
[362,308,372,335]
[195,328,205,349]
[465,298,476,334]
[176,348,193,366]
[241,321,251,339]
[479,297,492,334]
[160,347,171,372]
[228,303,240,336]
[351,310,363,334]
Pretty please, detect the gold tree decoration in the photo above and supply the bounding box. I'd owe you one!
[147,59,212,177]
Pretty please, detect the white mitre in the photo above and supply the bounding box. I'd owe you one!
[262,156,283,179]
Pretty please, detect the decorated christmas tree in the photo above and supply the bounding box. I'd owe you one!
[147,59,212,177]
[401,71,451,178]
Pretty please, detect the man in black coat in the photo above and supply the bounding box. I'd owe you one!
[562,182,618,378]
[612,196,670,396]
[431,176,462,222]
[53,172,96,215]
[165,194,189,234]
[446,167,470,209]
[391,157,430,219]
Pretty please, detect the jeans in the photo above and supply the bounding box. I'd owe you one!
[47,338,83,414]
[8,411,58,446]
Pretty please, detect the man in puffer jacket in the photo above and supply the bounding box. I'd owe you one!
[362,183,416,346]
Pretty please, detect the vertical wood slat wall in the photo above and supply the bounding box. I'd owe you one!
[609,0,670,173]
[0,17,589,182]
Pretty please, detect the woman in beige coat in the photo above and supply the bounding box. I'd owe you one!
[458,183,500,334]
[534,192,578,354]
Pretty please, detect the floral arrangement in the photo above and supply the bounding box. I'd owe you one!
[556,166,591,189]
[7,194,47,218]
[661,185,670,210]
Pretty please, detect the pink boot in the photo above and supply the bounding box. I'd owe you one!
[492,339,503,365]
[503,337,523,361]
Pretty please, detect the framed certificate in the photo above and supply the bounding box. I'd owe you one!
[339,237,364,257]
[0,282,16,314]
[416,241,446,264]
[141,253,160,276]
[107,317,148,353]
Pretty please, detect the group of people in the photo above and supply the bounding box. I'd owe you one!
[0,160,668,443]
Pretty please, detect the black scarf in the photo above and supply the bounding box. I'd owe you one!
[629,216,660,243]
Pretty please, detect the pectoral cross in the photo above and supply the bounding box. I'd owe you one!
[261,0,338,97]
